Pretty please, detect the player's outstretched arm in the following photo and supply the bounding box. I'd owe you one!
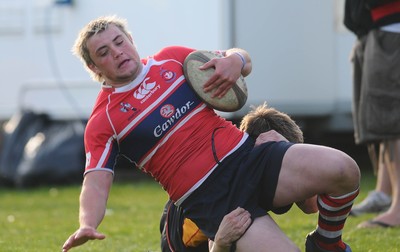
[62,171,113,251]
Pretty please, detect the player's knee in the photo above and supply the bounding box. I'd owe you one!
[335,152,360,191]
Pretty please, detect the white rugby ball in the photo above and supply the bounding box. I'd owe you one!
[183,50,248,112]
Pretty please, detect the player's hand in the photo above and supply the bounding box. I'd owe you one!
[62,227,106,252]
[213,207,251,248]
[255,130,288,147]
[200,54,242,98]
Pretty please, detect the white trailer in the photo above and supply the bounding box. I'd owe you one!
[0,0,356,133]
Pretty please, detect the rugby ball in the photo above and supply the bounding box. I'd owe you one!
[183,50,248,112]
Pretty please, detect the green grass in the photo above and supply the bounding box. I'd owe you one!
[0,181,168,252]
[0,171,399,252]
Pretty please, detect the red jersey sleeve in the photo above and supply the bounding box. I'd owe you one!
[153,46,195,63]
[84,95,119,175]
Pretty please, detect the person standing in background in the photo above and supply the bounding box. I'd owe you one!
[344,0,400,228]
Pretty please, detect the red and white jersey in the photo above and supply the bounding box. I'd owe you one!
[84,46,247,201]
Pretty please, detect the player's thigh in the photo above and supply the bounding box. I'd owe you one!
[273,143,359,207]
[235,215,299,252]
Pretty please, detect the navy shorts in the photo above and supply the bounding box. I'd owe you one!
[180,138,294,239]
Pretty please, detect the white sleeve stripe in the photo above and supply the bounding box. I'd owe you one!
[83,168,114,176]
[96,135,117,169]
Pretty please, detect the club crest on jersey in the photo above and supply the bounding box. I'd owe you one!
[154,101,195,138]
[120,102,136,113]
[160,68,176,83]
[160,104,175,118]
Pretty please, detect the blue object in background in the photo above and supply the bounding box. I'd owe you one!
[54,0,73,5]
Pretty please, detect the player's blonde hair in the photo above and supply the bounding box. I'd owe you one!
[240,102,304,143]
[72,15,131,82]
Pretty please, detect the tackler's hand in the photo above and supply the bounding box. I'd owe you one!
[255,130,288,147]
[213,207,251,248]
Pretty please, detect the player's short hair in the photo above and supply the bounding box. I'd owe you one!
[240,102,303,143]
[72,15,131,82]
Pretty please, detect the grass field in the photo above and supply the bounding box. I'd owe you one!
[1,170,400,252]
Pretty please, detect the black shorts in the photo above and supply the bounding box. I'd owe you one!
[180,138,294,239]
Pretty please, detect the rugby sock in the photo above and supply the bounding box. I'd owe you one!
[314,188,359,251]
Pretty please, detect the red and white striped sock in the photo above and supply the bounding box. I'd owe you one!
[314,188,359,251]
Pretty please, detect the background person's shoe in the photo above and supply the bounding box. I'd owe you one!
[350,190,391,216]
[305,232,352,252]
[357,219,397,229]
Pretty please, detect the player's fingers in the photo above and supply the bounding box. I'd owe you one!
[212,83,230,98]
[226,207,246,219]
[93,232,106,240]
[62,235,76,251]
[202,74,220,92]
[238,211,250,223]
[203,67,229,89]
[233,207,248,215]
[231,219,251,240]
[62,229,105,251]
[198,59,215,70]
[242,216,252,230]
[234,207,246,213]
